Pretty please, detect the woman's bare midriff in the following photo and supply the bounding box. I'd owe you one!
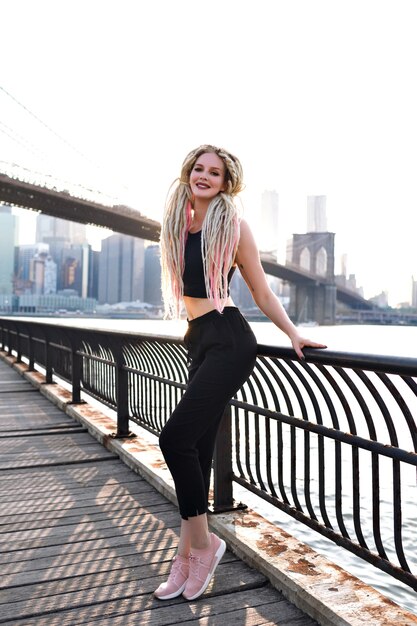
[183,296,236,321]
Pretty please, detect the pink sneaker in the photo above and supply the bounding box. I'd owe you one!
[154,554,189,600]
[182,533,226,601]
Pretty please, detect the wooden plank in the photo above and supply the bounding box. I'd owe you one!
[0,523,182,568]
[0,509,182,554]
[0,475,151,504]
[0,450,115,466]
[0,462,140,492]
[0,385,36,393]
[0,432,109,451]
[0,492,174,523]
[0,470,152,500]
[0,546,239,591]
[0,558,267,622]
[0,540,173,578]
[0,522,181,565]
[0,427,87,438]
[0,585,315,626]
[0,504,182,543]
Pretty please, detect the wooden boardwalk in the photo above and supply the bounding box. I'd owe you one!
[0,359,317,626]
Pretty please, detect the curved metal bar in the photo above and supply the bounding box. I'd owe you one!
[314,364,366,546]
[283,359,333,527]
[376,372,417,452]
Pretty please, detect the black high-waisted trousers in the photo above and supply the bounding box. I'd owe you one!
[159,306,257,519]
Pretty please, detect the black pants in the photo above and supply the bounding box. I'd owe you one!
[159,307,257,519]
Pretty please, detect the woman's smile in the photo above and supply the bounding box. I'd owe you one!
[189,152,226,201]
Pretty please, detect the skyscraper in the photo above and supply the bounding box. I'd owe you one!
[144,245,162,306]
[17,243,49,282]
[307,195,327,232]
[412,276,417,308]
[98,233,145,304]
[0,205,17,295]
[36,215,87,245]
[36,214,69,243]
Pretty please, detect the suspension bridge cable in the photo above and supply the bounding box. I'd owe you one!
[0,85,130,196]
[0,85,101,165]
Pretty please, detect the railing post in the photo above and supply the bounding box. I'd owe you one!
[70,334,85,404]
[113,342,133,438]
[16,327,22,363]
[44,329,54,384]
[27,329,35,371]
[212,404,246,513]
[7,328,12,357]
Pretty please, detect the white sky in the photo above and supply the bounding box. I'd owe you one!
[1,0,416,306]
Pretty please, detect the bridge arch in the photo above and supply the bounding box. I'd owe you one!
[316,246,328,276]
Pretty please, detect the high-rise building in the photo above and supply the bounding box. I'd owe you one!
[87,248,99,300]
[44,256,58,294]
[36,214,69,243]
[0,205,17,295]
[98,233,145,304]
[144,245,162,306]
[29,251,57,295]
[340,253,348,278]
[36,216,88,292]
[259,190,279,255]
[60,244,84,295]
[16,243,48,282]
[36,215,87,245]
[307,195,327,232]
[412,276,417,308]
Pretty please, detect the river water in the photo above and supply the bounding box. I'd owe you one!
[47,317,417,613]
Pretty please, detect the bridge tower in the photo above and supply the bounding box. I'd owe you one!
[289,232,336,325]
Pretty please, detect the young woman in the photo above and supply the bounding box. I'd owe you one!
[155,145,326,601]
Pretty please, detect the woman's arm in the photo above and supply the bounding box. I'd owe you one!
[235,219,326,359]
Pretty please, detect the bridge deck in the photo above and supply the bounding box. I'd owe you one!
[0,359,317,626]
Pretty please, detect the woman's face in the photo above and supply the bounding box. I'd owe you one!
[189,152,227,202]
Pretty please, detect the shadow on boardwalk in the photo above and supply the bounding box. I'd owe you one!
[0,359,317,626]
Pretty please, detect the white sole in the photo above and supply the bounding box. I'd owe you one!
[154,579,187,600]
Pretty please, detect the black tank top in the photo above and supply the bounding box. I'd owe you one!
[183,231,236,298]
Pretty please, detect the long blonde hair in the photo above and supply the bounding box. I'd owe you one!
[161,145,244,318]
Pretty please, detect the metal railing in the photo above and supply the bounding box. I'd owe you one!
[1,317,417,592]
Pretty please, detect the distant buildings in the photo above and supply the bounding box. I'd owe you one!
[0,207,159,315]
[369,291,389,308]
[0,205,17,295]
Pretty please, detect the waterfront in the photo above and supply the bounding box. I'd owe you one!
[15,317,417,614]
[49,316,417,358]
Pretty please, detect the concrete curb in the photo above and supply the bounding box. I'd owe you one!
[3,353,417,626]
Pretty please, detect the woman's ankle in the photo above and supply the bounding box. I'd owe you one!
[190,534,211,552]
[177,548,190,559]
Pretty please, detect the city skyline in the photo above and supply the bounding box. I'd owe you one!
[1,0,417,306]
[9,194,410,306]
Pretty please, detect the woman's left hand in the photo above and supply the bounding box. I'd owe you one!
[290,334,327,360]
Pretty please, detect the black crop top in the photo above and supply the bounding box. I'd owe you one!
[183,231,236,298]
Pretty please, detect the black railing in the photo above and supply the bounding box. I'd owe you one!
[1,317,417,592]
